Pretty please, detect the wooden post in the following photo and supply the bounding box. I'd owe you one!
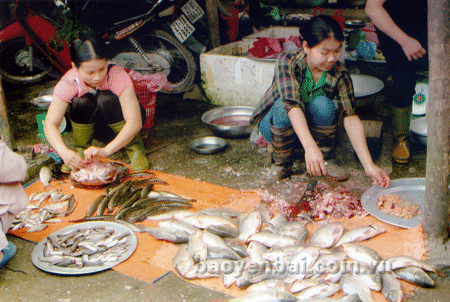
[205,0,221,49]
[0,75,16,150]
[423,0,450,239]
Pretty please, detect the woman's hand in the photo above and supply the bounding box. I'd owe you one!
[304,145,326,176]
[84,146,110,162]
[365,163,391,188]
[401,36,426,61]
[61,149,86,171]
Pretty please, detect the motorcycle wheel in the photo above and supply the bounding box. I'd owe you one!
[118,29,197,94]
[0,37,52,84]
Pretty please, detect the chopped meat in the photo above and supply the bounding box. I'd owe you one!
[376,194,421,219]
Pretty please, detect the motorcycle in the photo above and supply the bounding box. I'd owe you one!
[0,0,213,94]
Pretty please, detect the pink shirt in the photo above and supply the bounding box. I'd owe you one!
[53,64,133,103]
[0,141,28,208]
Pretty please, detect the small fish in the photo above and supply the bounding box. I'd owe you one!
[39,166,52,187]
[65,195,76,216]
[393,266,435,288]
[381,272,403,302]
[27,223,48,233]
[309,222,344,248]
[334,224,386,247]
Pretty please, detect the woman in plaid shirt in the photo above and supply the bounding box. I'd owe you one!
[249,16,390,187]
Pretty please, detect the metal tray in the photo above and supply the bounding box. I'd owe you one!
[31,221,137,275]
[361,178,425,228]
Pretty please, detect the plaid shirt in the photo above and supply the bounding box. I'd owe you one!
[249,48,356,127]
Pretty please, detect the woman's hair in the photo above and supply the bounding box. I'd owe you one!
[300,15,344,48]
[70,32,110,67]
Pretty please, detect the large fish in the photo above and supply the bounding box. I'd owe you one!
[393,266,435,288]
[340,273,375,302]
[182,213,239,232]
[284,246,320,283]
[229,288,299,302]
[295,282,341,300]
[341,243,381,268]
[334,224,386,247]
[345,260,382,291]
[187,231,208,262]
[277,221,308,243]
[238,210,262,245]
[173,245,195,277]
[309,222,344,249]
[377,255,438,274]
[248,231,299,248]
[381,272,403,302]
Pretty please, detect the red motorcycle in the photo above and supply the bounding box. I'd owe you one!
[0,0,203,94]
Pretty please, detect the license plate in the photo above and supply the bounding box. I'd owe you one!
[181,0,204,24]
[170,14,195,43]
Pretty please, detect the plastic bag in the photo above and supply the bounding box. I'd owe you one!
[221,3,239,42]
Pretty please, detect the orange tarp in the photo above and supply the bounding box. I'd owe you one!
[10,170,426,301]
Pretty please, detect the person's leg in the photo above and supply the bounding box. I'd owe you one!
[258,99,296,182]
[69,94,96,159]
[0,212,17,267]
[378,31,428,163]
[97,91,149,171]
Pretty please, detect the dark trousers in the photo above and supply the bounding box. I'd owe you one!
[69,90,145,142]
[377,30,428,109]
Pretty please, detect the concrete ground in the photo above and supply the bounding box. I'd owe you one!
[1,4,448,302]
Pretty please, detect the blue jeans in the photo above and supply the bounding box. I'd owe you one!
[259,97,336,143]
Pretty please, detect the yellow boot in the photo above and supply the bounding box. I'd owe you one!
[391,106,412,163]
[108,121,150,172]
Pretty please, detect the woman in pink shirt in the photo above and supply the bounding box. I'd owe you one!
[44,32,149,172]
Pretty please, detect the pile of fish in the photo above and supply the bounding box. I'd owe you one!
[139,204,441,302]
[78,178,196,224]
[12,189,76,232]
[39,226,130,268]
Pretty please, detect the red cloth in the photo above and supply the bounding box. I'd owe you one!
[248,36,302,59]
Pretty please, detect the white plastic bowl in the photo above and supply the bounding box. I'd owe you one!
[410,116,427,145]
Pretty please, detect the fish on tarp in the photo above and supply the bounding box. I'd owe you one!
[334,224,386,247]
[173,245,195,277]
[377,255,439,274]
[341,243,381,268]
[393,266,435,288]
[238,210,262,245]
[277,221,308,243]
[284,246,320,284]
[345,260,382,291]
[340,273,375,302]
[229,288,298,302]
[158,219,198,235]
[188,231,208,262]
[295,282,341,300]
[39,166,53,187]
[139,225,189,243]
[246,279,290,293]
[381,272,403,302]
[182,213,239,232]
[248,231,299,248]
[308,221,344,249]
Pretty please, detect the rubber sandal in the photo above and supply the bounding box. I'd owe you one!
[0,242,16,268]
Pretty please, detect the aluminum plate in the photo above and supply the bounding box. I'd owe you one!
[31,221,137,275]
[361,178,425,228]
